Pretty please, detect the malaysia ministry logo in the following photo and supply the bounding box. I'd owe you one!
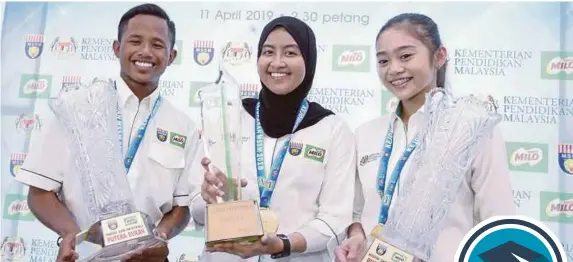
[557,144,573,175]
[455,215,566,262]
[24,34,44,59]
[193,40,214,66]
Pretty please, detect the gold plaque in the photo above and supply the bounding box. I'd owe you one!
[205,200,264,247]
[259,208,279,233]
[370,223,384,239]
[361,238,415,262]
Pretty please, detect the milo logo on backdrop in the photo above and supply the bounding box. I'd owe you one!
[332,45,370,72]
[540,191,573,223]
[19,74,52,99]
[2,194,35,221]
[505,142,548,173]
[541,51,573,80]
[304,144,326,163]
[380,88,398,116]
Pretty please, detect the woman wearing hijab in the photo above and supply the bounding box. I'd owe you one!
[193,16,356,262]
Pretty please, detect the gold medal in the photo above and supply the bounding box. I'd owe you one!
[259,208,279,233]
[370,223,384,239]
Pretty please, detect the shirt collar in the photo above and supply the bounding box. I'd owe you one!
[390,91,444,124]
[115,76,161,110]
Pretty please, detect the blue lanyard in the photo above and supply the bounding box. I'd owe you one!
[255,100,309,208]
[116,94,162,173]
[377,120,419,225]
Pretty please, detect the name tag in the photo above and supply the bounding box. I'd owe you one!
[361,238,415,262]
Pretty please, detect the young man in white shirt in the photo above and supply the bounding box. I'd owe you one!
[15,4,199,262]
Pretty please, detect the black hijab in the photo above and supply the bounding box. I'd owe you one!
[242,16,334,138]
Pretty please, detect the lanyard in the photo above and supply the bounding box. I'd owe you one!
[255,100,309,208]
[377,120,419,225]
[116,94,162,173]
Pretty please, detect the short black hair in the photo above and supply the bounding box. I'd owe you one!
[117,3,176,49]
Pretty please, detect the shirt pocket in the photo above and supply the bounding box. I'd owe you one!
[148,141,186,169]
[147,141,186,209]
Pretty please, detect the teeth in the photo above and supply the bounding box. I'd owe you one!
[271,73,287,78]
[135,61,153,68]
[391,78,411,86]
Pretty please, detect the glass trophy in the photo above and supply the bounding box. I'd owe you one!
[198,67,264,247]
[361,88,502,262]
[48,77,166,261]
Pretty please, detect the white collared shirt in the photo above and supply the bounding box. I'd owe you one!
[15,77,200,230]
[190,109,356,262]
[353,98,516,262]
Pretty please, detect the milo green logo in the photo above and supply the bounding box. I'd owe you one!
[188,81,211,107]
[380,88,398,116]
[19,74,52,99]
[172,40,183,65]
[332,45,370,72]
[3,194,35,221]
[391,252,406,262]
[540,191,573,223]
[505,142,548,173]
[170,132,187,148]
[304,145,326,163]
[541,51,573,80]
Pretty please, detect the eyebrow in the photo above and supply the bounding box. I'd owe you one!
[376,44,416,56]
[126,34,166,44]
[262,43,299,49]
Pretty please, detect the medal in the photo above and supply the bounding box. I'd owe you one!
[371,223,384,239]
[259,208,279,233]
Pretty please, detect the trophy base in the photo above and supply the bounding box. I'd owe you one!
[205,200,264,247]
[361,236,415,262]
[75,211,166,262]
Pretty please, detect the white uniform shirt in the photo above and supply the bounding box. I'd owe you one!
[191,109,356,262]
[353,101,516,262]
[15,77,200,230]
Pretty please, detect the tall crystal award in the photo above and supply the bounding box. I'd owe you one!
[199,64,264,247]
[48,77,165,261]
[361,88,502,262]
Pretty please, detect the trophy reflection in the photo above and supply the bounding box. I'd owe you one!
[49,78,165,261]
[198,69,264,247]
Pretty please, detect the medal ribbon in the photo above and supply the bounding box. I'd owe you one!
[255,100,309,208]
[377,120,419,224]
[116,85,162,173]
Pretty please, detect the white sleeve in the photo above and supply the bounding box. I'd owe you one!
[471,127,516,219]
[295,121,356,254]
[352,133,365,223]
[173,128,200,207]
[15,118,65,192]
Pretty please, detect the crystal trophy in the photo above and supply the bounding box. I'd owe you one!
[363,88,503,262]
[48,77,165,261]
[199,65,264,247]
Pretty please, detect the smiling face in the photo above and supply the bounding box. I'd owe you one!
[113,14,175,90]
[375,26,445,102]
[257,27,306,95]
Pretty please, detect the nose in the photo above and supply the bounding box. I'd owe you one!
[269,53,285,69]
[136,43,153,58]
[387,61,405,76]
